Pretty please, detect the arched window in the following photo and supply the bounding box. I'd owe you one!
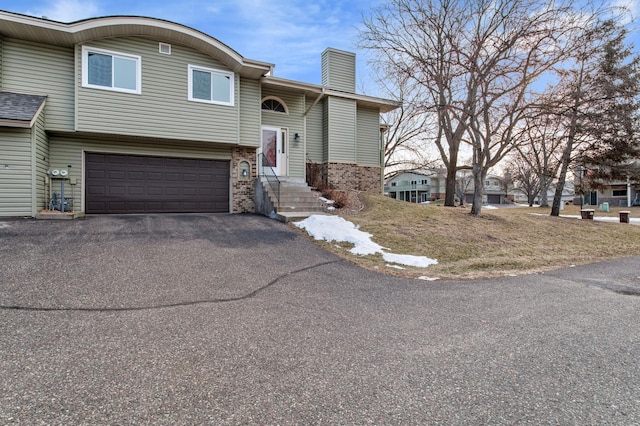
[261,96,288,114]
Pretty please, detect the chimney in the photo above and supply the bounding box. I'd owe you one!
[321,48,356,93]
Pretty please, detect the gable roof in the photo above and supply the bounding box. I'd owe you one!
[0,92,47,128]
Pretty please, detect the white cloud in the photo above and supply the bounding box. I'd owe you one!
[610,0,640,24]
[27,0,100,22]
[19,0,380,84]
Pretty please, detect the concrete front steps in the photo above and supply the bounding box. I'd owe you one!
[259,178,327,223]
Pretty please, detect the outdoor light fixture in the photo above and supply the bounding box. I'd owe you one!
[239,160,250,179]
[294,133,300,142]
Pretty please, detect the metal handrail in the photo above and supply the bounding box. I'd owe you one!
[258,153,281,211]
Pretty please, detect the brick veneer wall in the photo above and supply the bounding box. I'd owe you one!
[326,162,382,193]
[231,147,256,213]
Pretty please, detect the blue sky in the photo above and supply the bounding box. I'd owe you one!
[1,0,383,90]
[2,0,639,96]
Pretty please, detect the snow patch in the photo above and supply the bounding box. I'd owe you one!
[294,215,438,268]
[387,264,406,270]
[319,197,335,205]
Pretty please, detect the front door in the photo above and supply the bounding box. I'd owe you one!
[261,127,286,176]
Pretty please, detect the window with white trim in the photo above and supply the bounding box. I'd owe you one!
[188,65,234,106]
[82,46,141,94]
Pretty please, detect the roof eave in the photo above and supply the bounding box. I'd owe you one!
[261,75,400,112]
[0,118,32,128]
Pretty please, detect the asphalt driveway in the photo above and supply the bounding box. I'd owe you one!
[1,214,639,424]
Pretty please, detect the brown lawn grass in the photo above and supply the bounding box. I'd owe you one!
[298,193,640,280]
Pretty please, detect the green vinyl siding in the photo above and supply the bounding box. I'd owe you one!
[0,37,3,88]
[34,112,50,212]
[0,128,33,216]
[239,78,261,147]
[76,37,239,144]
[50,136,233,213]
[326,97,356,163]
[356,106,381,167]
[261,88,305,179]
[321,49,356,93]
[305,99,324,163]
[1,38,74,131]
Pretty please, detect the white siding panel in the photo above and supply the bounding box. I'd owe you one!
[2,38,75,131]
[0,128,32,216]
[77,38,240,144]
[356,106,381,167]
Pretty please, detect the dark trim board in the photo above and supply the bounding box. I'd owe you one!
[85,152,230,213]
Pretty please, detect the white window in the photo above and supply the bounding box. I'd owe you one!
[82,46,141,94]
[188,65,234,106]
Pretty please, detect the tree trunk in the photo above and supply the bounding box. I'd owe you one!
[444,166,457,206]
[470,165,486,216]
[551,159,569,216]
[552,57,585,216]
[539,175,549,207]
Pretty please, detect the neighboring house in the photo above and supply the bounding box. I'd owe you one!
[511,182,575,205]
[384,171,432,203]
[385,169,509,204]
[0,10,398,217]
[576,180,640,207]
[458,172,507,205]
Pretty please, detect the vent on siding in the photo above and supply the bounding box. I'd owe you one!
[159,43,172,55]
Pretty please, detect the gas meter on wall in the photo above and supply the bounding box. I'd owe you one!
[48,169,69,177]
[47,167,74,212]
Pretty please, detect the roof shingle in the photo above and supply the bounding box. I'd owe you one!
[0,91,47,122]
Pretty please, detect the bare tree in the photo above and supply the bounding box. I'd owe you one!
[504,152,542,206]
[509,113,565,207]
[360,0,470,206]
[360,0,585,215]
[459,0,585,215]
[379,74,440,178]
[548,18,635,216]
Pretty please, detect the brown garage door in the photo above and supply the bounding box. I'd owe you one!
[85,153,229,214]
